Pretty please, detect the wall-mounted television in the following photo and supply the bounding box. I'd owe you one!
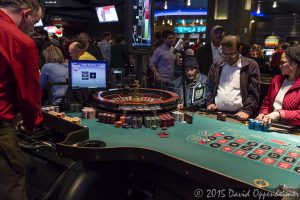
[44,26,63,38]
[95,5,119,23]
[126,0,153,53]
[69,60,108,90]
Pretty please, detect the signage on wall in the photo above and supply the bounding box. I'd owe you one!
[174,26,206,34]
[264,35,280,47]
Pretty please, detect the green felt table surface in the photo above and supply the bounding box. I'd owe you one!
[68,112,300,191]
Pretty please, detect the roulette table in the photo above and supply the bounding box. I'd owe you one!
[94,87,179,114]
[52,111,300,199]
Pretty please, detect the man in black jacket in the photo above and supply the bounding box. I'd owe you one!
[195,25,225,76]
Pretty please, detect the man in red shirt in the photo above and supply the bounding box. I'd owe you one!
[0,0,43,199]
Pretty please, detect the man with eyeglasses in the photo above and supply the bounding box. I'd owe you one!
[206,35,260,121]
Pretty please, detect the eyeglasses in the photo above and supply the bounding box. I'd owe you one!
[221,52,238,58]
[279,60,290,65]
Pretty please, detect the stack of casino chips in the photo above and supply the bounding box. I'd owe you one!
[47,111,81,125]
[159,114,174,128]
[70,103,82,112]
[42,105,60,113]
[125,116,133,126]
[81,107,96,119]
[171,111,187,123]
[248,119,270,132]
[144,116,161,129]
[98,112,117,124]
[131,116,143,129]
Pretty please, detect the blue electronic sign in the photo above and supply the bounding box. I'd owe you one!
[174,26,206,34]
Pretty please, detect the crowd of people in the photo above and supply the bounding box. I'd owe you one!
[150,27,300,126]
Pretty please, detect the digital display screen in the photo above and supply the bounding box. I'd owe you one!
[174,26,206,34]
[95,5,119,23]
[131,0,152,49]
[264,49,275,57]
[69,60,107,90]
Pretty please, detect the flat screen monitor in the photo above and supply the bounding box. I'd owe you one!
[95,5,119,23]
[69,60,108,90]
[264,49,275,57]
[128,0,152,51]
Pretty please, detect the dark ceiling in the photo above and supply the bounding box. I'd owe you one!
[154,0,300,15]
[41,0,300,26]
[252,0,300,16]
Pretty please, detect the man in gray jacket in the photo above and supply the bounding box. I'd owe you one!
[206,35,260,120]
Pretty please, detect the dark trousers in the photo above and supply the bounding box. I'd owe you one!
[0,126,28,200]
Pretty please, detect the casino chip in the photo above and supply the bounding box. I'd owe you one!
[253,179,270,188]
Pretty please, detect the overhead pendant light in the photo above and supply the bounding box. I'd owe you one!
[182,19,185,25]
[196,19,199,23]
[162,20,165,25]
[273,1,277,8]
[170,20,173,26]
[187,0,191,6]
[200,19,203,25]
[164,1,168,9]
[256,1,261,14]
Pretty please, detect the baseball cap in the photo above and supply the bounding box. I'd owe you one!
[211,25,224,34]
[185,48,194,56]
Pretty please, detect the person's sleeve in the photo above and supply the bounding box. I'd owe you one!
[241,61,260,116]
[198,75,208,108]
[259,78,275,115]
[14,41,43,131]
[168,77,183,104]
[40,64,48,90]
[205,64,216,106]
[149,49,158,66]
[278,109,300,122]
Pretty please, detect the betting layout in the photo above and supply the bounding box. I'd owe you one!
[186,127,300,174]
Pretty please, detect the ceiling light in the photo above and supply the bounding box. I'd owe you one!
[256,1,261,14]
[187,0,191,6]
[170,20,173,26]
[251,20,255,23]
[164,1,168,9]
[162,20,165,25]
[273,1,277,8]
[196,19,199,23]
[182,19,185,25]
[200,19,203,25]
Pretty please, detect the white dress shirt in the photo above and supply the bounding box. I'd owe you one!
[215,57,243,112]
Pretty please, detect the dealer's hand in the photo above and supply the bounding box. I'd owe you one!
[16,120,33,135]
[261,111,280,125]
[207,104,217,111]
[234,111,250,121]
